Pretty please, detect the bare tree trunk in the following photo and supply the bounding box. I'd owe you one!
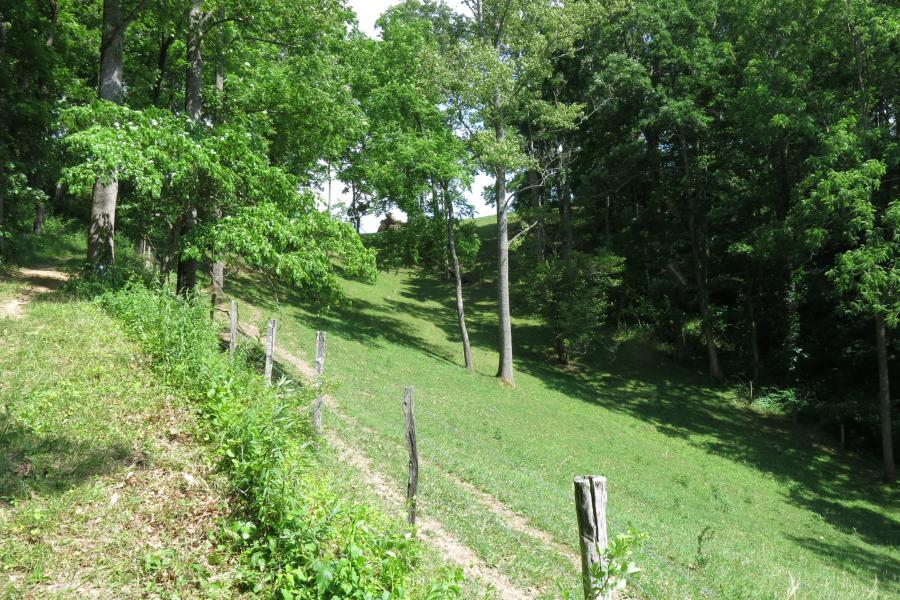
[210,12,226,299]
[186,0,203,122]
[152,33,174,107]
[211,258,224,298]
[748,291,760,382]
[604,194,612,246]
[0,164,6,253]
[431,179,450,279]
[135,234,154,271]
[443,182,474,371]
[495,158,514,385]
[875,313,896,484]
[178,0,203,295]
[176,208,198,295]
[559,165,573,258]
[89,178,118,264]
[214,6,225,95]
[33,203,45,235]
[680,133,723,382]
[528,169,545,262]
[88,0,125,267]
[44,0,58,47]
[689,213,723,381]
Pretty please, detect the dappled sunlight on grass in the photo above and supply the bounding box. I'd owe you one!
[227,248,900,598]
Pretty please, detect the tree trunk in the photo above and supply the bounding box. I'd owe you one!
[495,160,514,385]
[152,33,174,107]
[88,0,125,267]
[177,0,203,294]
[680,133,723,382]
[136,234,154,271]
[214,6,225,94]
[559,165,573,258]
[211,259,224,298]
[176,208,198,296]
[527,168,545,262]
[604,194,612,247]
[186,0,203,122]
[443,182,474,371]
[431,179,450,279]
[88,178,118,265]
[98,0,125,103]
[748,293,760,382]
[554,332,569,365]
[688,212,723,381]
[33,203,45,235]
[875,313,896,484]
[210,9,226,299]
[0,165,5,253]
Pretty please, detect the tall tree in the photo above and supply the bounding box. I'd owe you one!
[450,0,595,385]
[88,0,147,267]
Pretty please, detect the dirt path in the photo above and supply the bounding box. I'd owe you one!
[0,267,68,319]
[229,317,581,598]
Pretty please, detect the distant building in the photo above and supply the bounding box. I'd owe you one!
[377,213,404,232]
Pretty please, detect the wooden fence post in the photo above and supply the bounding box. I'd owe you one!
[403,386,418,526]
[264,319,276,385]
[229,301,238,358]
[574,475,609,600]
[313,331,326,430]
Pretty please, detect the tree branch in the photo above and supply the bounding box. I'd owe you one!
[510,220,539,245]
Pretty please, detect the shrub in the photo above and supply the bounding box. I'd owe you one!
[750,387,808,415]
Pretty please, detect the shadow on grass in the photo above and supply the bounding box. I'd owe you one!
[786,534,900,586]
[229,263,900,572]
[0,416,134,502]
[397,270,900,553]
[227,270,456,366]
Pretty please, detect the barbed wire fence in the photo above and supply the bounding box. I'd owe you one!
[215,298,723,600]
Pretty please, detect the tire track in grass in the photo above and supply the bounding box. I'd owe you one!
[230,317,541,599]
[230,316,589,597]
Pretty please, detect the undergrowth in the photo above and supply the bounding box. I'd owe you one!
[83,279,461,599]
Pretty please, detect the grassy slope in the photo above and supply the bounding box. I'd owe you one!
[229,216,899,600]
[0,241,238,598]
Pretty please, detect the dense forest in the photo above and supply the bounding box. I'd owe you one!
[0,0,897,491]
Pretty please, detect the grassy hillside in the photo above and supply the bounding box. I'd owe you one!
[0,247,239,598]
[228,217,900,599]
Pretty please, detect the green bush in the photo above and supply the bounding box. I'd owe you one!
[750,387,808,415]
[94,281,461,598]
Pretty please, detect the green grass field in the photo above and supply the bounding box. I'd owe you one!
[228,218,900,600]
[0,248,239,598]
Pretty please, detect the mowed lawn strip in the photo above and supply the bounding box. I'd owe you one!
[228,243,899,600]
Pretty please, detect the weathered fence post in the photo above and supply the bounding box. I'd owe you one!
[403,386,418,526]
[229,301,238,358]
[574,475,609,600]
[264,319,276,385]
[313,331,326,430]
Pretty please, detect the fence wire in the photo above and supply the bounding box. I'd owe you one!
[218,303,722,600]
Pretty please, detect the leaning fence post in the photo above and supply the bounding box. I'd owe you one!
[403,386,418,526]
[574,475,609,600]
[264,319,276,385]
[229,301,238,358]
[313,331,326,430]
